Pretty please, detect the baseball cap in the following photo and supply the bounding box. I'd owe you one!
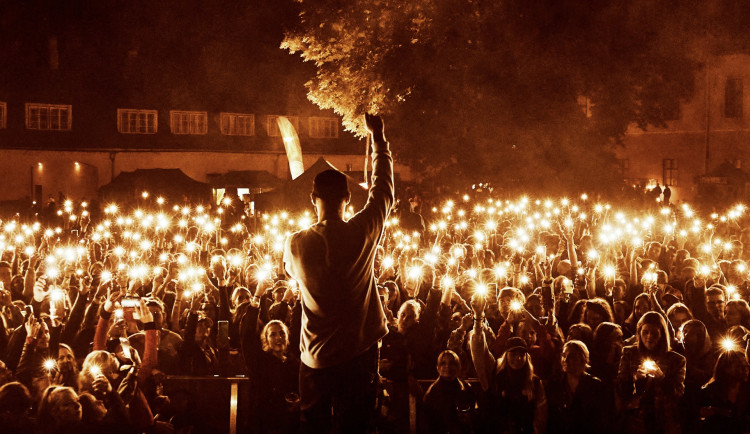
[505,337,528,353]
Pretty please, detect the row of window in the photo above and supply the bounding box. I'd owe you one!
[0,103,340,138]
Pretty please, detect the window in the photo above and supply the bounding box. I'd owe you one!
[0,102,5,129]
[117,109,157,134]
[617,159,629,178]
[170,111,207,135]
[309,117,339,138]
[220,113,254,136]
[725,78,743,118]
[25,103,72,131]
[265,115,299,137]
[663,159,678,186]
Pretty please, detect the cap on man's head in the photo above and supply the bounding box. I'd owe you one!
[505,336,528,353]
[312,170,349,201]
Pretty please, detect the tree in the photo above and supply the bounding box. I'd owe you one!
[282,0,708,193]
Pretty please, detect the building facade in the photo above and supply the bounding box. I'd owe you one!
[619,54,750,203]
[0,1,412,205]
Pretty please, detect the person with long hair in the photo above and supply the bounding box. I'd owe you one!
[678,320,717,434]
[470,295,546,433]
[580,298,614,333]
[617,311,686,434]
[725,299,750,330]
[698,348,750,433]
[546,340,605,434]
[622,293,652,339]
[422,350,475,434]
[36,386,82,434]
[241,295,300,434]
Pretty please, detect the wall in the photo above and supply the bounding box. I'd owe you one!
[620,54,750,202]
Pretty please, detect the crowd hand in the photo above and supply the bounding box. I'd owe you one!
[255,278,273,299]
[459,312,474,332]
[77,275,92,296]
[128,277,143,294]
[91,374,113,399]
[51,370,65,386]
[190,294,202,314]
[93,279,111,302]
[153,270,166,288]
[32,277,49,303]
[635,364,664,381]
[282,287,296,304]
[556,218,573,240]
[24,314,41,339]
[470,293,486,320]
[103,291,122,314]
[212,259,227,285]
[136,299,154,324]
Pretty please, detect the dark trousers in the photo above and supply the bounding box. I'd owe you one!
[299,344,379,434]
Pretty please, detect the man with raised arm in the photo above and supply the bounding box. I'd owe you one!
[284,113,394,433]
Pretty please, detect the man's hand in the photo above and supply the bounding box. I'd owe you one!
[364,113,385,143]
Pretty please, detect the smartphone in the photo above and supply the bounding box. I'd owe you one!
[121,296,140,308]
[217,320,229,348]
[121,296,140,320]
[24,305,33,318]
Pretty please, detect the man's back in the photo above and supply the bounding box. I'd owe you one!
[285,116,394,369]
[287,215,387,368]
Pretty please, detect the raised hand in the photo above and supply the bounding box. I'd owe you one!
[364,113,385,141]
[33,277,49,302]
[136,298,154,324]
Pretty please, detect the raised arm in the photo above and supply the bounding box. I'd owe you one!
[469,294,496,391]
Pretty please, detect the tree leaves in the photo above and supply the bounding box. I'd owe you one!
[282,0,731,192]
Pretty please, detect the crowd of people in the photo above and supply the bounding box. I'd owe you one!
[0,183,748,433]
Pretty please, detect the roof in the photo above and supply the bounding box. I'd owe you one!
[99,168,211,203]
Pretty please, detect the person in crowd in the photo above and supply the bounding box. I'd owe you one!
[700,286,729,341]
[0,381,34,434]
[546,340,605,434]
[698,349,750,433]
[679,319,717,434]
[471,294,546,433]
[241,282,300,434]
[421,350,475,434]
[725,299,750,330]
[617,311,686,434]
[36,386,82,434]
